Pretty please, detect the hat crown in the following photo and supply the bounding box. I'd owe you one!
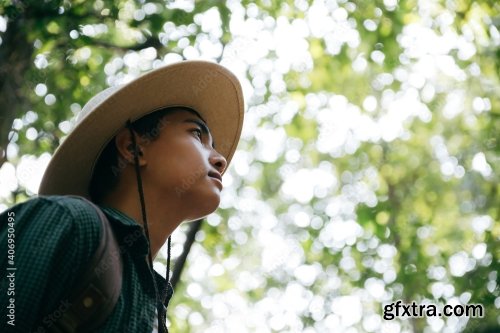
[77,85,122,123]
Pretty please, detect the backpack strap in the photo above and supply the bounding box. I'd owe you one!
[48,197,123,333]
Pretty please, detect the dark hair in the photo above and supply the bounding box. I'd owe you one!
[89,107,203,203]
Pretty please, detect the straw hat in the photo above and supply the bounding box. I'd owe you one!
[38,60,244,198]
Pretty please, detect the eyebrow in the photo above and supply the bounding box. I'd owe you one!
[183,118,216,148]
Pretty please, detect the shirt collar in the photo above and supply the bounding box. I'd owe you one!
[99,205,150,256]
[99,205,175,309]
[101,206,174,307]
[99,205,141,228]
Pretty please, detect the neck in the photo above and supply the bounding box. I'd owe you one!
[101,180,184,258]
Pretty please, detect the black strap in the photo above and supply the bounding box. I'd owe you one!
[48,197,123,333]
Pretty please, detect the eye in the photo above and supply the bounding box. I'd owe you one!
[192,128,202,140]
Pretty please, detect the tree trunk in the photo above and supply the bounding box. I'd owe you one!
[0,15,34,167]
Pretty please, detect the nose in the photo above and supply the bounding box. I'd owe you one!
[209,149,227,175]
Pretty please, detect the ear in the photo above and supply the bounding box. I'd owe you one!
[114,128,147,166]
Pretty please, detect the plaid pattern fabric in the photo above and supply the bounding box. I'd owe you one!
[0,195,173,333]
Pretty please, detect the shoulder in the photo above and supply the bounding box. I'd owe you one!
[7,195,99,219]
[0,197,104,330]
[2,195,102,243]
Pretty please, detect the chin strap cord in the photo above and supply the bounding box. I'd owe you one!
[166,236,172,283]
[127,120,170,333]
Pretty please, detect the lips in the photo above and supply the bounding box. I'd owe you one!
[208,171,222,182]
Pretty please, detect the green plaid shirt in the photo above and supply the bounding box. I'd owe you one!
[0,195,173,332]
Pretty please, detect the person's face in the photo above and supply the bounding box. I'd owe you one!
[141,109,227,220]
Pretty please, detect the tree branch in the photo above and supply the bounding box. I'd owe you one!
[74,35,166,52]
[170,219,203,291]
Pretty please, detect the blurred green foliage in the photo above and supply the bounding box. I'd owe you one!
[1,0,499,332]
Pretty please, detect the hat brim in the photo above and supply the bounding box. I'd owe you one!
[38,60,244,198]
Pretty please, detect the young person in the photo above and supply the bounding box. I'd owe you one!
[0,60,244,332]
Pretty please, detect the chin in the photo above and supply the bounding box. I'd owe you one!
[186,194,220,221]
